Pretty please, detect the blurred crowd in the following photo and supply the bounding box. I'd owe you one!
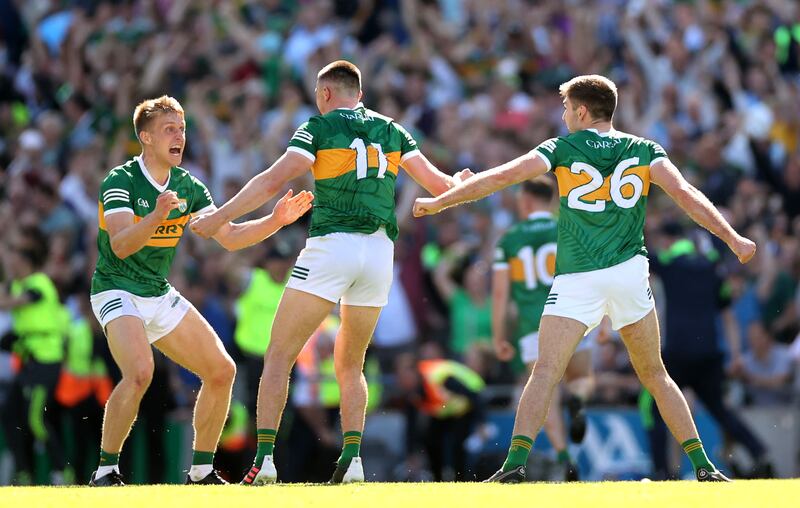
[1,0,799,484]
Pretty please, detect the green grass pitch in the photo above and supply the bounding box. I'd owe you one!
[2,480,800,508]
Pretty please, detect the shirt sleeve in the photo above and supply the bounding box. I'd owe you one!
[190,175,215,216]
[647,139,669,167]
[287,117,321,162]
[395,123,421,164]
[530,137,559,172]
[99,170,134,217]
[493,236,510,270]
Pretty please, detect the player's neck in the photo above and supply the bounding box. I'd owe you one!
[584,120,613,133]
[325,99,359,112]
[141,151,171,185]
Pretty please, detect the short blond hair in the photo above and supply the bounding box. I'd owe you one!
[133,95,184,138]
[317,60,361,95]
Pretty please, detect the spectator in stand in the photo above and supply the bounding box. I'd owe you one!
[737,322,794,406]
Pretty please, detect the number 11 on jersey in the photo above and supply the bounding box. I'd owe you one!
[350,138,388,179]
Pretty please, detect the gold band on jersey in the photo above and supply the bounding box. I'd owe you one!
[554,165,651,200]
[312,148,401,180]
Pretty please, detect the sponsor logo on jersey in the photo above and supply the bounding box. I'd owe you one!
[137,198,150,208]
[585,138,622,149]
[178,198,187,213]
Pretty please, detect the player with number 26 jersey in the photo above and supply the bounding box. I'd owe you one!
[532,130,666,275]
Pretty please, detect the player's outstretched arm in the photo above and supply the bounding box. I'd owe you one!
[401,152,473,196]
[190,151,312,238]
[107,191,181,259]
[413,150,547,217]
[651,159,756,263]
[210,190,314,251]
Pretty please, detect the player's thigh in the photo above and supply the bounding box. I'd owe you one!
[334,304,382,371]
[268,288,337,363]
[154,306,233,380]
[342,230,394,307]
[617,308,665,378]
[536,315,587,379]
[565,347,593,380]
[605,255,654,331]
[104,315,154,380]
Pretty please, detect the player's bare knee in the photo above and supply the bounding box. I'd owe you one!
[203,356,236,389]
[530,361,562,387]
[264,343,296,371]
[636,364,668,392]
[125,364,154,393]
[334,362,364,385]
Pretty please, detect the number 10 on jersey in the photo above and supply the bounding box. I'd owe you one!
[350,138,388,179]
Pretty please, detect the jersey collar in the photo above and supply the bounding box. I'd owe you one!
[527,211,553,220]
[585,128,616,137]
[135,155,170,193]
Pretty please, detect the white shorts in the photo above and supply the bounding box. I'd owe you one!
[286,229,394,307]
[541,254,654,333]
[90,287,191,344]
[519,330,594,364]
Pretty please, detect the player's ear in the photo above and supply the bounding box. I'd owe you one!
[357,89,363,102]
[139,130,151,145]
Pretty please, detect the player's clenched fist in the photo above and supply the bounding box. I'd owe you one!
[413,197,443,217]
[731,236,757,264]
[493,338,516,362]
[155,190,180,220]
[190,210,226,239]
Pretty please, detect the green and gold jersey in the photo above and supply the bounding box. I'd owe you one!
[532,129,667,275]
[287,103,420,241]
[91,156,215,297]
[494,212,558,338]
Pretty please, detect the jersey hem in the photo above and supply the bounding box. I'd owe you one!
[400,149,421,164]
[104,207,134,217]
[555,251,646,277]
[532,150,552,171]
[287,146,316,162]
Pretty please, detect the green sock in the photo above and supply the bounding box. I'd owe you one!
[192,450,214,466]
[502,435,534,472]
[255,429,277,465]
[682,438,714,473]
[338,431,362,467]
[99,449,119,467]
[556,449,571,464]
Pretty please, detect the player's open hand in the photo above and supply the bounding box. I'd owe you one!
[154,190,180,220]
[190,210,227,238]
[272,189,314,226]
[413,197,443,217]
[732,236,757,264]
[493,338,515,362]
[454,168,474,184]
